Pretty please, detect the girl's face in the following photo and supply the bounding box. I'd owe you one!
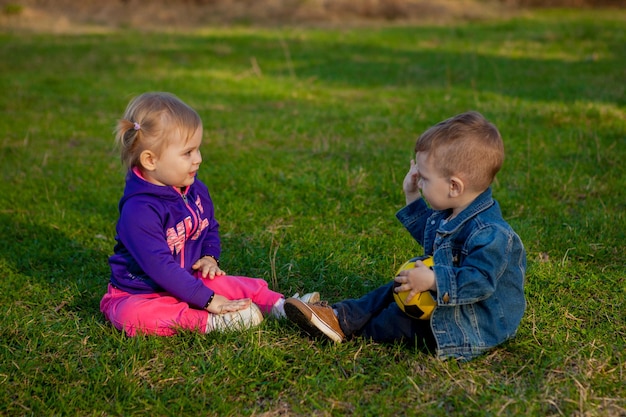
[144,127,203,190]
[416,151,451,211]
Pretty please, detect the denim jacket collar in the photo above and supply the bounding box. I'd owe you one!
[436,188,494,236]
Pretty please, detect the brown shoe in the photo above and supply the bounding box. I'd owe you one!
[284,298,345,343]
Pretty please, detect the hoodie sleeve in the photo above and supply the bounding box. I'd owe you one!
[117,197,214,309]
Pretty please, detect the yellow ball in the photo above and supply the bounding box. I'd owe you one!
[393,256,436,320]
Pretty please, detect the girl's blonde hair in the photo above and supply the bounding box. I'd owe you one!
[415,111,504,191]
[115,92,202,170]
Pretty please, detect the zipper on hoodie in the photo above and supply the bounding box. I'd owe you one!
[181,193,199,237]
[177,188,199,269]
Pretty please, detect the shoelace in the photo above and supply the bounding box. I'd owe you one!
[310,301,330,307]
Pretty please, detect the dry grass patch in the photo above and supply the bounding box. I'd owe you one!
[1,0,511,32]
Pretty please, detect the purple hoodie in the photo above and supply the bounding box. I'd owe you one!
[108,168,219,309]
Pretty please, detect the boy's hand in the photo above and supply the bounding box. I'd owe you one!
[192,256,226,279]
[402,159,421,205]
[394,259,436,303]
[206,294,251,314]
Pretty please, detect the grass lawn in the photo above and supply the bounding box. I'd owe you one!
[0,8,625,416]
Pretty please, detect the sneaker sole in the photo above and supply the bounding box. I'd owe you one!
[284,300,343,343]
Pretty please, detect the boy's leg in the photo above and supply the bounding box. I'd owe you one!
[284,282,397,343]
[356,303,437,352]
[332,282,398,336]
[334,282,437,352]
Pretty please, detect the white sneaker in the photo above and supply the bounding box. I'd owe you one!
[210,303,264,332]
[292,292,321,304]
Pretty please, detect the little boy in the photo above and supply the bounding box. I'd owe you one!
[285,111,526,361]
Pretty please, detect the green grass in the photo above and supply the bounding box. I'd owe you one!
[1,8,625,416]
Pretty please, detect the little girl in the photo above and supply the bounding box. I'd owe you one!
[100,92,317,336]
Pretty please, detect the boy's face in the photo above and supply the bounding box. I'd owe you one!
[416,151,452,211]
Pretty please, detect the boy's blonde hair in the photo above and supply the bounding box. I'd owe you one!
[415,111,504,191]
[115,92,202,170]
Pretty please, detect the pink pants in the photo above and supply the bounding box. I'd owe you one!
[100,275,283,337]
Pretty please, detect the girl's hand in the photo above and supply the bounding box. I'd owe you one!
[402,159,421,205]
[192,256,226,279]
[394,259,436,303]
[206,294,251,314]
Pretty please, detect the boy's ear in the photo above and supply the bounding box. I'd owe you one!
[449,176,464,197]
[139,150,157,171]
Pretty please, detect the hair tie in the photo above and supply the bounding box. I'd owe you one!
[133,122,141,131]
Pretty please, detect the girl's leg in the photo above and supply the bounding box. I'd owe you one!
[199,275,283,315]
[100,284,208,336]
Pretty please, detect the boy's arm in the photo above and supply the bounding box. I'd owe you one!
[396,197,431,248]
[433,224,513,306]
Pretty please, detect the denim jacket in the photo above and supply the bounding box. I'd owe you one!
[396,188,526,360]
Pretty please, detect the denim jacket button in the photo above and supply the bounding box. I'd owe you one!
[442,293,450,303]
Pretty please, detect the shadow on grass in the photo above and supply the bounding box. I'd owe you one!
[3,15,624,112]
[0,213,109,319]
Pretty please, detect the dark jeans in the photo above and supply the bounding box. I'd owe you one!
[333,282,437,353]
